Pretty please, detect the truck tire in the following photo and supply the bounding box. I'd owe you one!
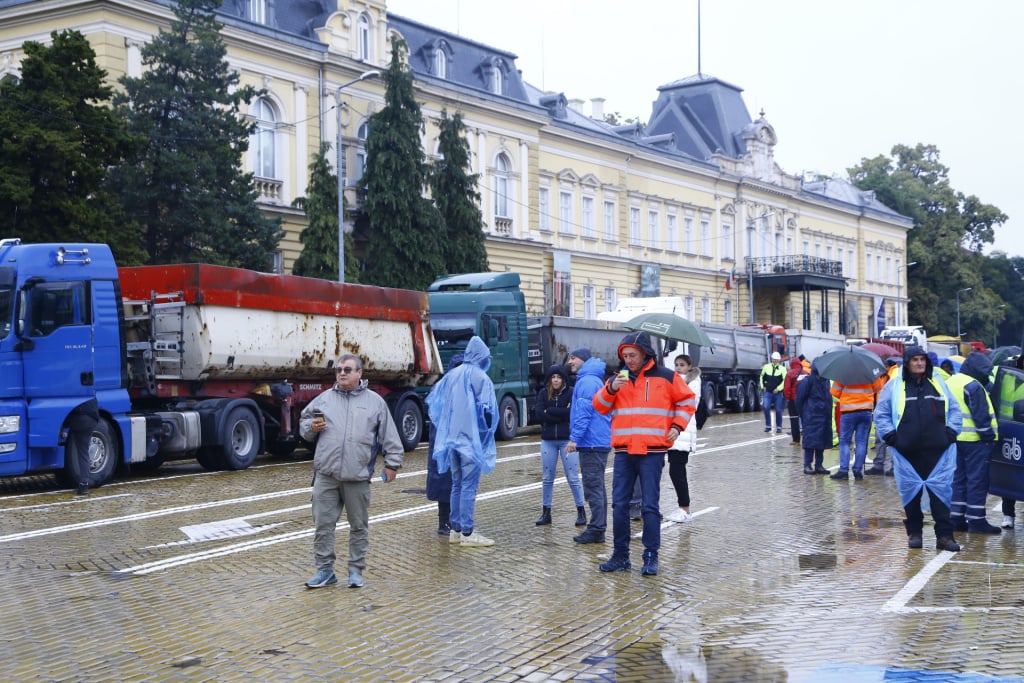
[746,380,760,412]
[496,395,519,441]
[56,417,118,489]
[734,382,747,412]
[702,383,717,415]
[196,448,225,471]
[218,406,261,470]
[394,397,423,452]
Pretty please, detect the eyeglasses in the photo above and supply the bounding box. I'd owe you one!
[337,367,359,374]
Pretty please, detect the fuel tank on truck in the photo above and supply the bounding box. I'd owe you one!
[117,264,442,385]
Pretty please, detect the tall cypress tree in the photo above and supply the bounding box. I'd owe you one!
[359,37,443,290]
[292,142,358,281]
[0,30,143,263]
[110,0,282,270]
[431,110,488,275]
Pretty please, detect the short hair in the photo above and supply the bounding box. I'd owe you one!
[675,354,692,365]
[336,354,363,370]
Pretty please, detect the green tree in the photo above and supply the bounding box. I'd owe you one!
[431,110,488,275]
[292,143,359,282]
[109,0,282,270]
[0,30,143,263]
[358,37,444,290]
[980,251,1024,348]
[848,143,1007,336]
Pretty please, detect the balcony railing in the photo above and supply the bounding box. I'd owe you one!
[746,255,843,278]
[255,176,283,204]
[493,217,513,235]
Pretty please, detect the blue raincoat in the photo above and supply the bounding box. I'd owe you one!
[426,336,499,475]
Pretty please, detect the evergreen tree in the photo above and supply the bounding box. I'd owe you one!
[109,0,282,270]
[0,30,143,263]
[359,38,444,290]
[849,143,1007,336]
[431,110,488,275]
[292,142,358,281]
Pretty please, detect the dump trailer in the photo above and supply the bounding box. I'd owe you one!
[683,323,788,413]
[0,240,441,488]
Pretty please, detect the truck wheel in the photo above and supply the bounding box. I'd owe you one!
[196,448,224,471]
[394,397,423,451]
[56,418,118,489]
[746,380,760,412]
[496,396,518,441]
[702,383,717,415]
[734,383,747,412]
[219,406,261,470]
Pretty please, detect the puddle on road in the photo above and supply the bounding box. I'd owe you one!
[798,553,837,570]
[581,638,788,682]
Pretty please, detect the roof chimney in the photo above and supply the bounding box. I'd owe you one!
[567,97,585,113]
[590,97,605,120]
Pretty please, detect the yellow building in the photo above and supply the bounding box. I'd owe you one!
[0,0,911,336]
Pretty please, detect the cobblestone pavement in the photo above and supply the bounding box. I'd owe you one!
[2,412,1024,682]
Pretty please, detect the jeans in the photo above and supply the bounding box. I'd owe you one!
[540,439,585,507]
[311,472,371,572]
[449,449,483,535]
[763,391,784,429]
[837,410,872,473]
[578,448,609,533]
[611,451,666,557]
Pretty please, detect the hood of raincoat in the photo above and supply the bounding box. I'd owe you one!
[903,345,933,380]
[463,335,492,373]
[960,351,993,384]
[617,331,656,362]
[576,356,607,381]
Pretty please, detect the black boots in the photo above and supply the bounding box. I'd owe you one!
[535,506,552,526]
[641,549,658,576]
[575,506,587,527]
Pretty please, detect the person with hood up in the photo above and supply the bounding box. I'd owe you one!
[425,353,464,536]
[666,354,702,522]
[534,363,586,527]
[300,354,405,589]
[426,336,499,547]
[783,357,808,445]
[874,345,963,552]
[946,351,1002,534]
[795,360,833,474]
[566,348,612,544]
[594,332,696,576]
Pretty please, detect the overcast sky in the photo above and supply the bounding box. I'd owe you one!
[386,0,1022,257]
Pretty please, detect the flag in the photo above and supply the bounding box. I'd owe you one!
[725,268,736,291]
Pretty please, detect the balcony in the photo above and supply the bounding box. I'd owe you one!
[745,255,845,290]
[255,176,283,204]
[493,217,513,235]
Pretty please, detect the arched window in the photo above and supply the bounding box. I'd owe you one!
[490,67,503,95]
[494,153,511,218]
[434,49,448,79]
[248,0,266,23]
[358,14,371,62]
[252,98,276,178]
[354,122,369,183]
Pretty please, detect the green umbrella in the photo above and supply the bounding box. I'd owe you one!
[623,312,715,350]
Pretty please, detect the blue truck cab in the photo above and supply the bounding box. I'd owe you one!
[991,365,1024,501]
[426,272,530,440]
[0,239,135,486]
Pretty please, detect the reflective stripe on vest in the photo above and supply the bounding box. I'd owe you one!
[946,373,997,441]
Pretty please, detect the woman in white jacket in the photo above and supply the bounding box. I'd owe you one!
[666,354,701,523]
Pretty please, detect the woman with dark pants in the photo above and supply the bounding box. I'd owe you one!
[796,362,833,474]
[666,355,701,522]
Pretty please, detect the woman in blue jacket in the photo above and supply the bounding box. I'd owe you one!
[535,364,586,526]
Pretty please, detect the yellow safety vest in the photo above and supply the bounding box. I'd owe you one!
[944,373,997,442]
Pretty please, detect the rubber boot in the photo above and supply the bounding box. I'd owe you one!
[535,506,552,526]
[574,506,587,527]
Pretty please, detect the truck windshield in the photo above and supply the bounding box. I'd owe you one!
[431,313,476,351]
[0,286,10,339]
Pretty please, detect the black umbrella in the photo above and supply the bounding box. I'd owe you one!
[814,345,886,385]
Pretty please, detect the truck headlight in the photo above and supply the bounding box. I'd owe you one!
[0,416,19,433]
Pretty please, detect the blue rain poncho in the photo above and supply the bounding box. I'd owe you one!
[426,336,499,474]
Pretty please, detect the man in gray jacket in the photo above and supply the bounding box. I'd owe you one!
[300,354,404,589]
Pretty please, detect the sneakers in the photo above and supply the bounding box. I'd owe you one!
[629,504,642,521]
[304,569,337,589]
[437,522,452,536]
[829,471,848,480]
[641,550,658,576]
[967,519,1002,534]
[449,529,462,544]
[599,555,631,572]
[936,536,961,552]
[1002,515,1015,530]
[347,569,364,588]
[573,530,606,544]
[764,427,771,433]
[907,534,923,549]
[852,470,864,481]
[864,468,885,476]
[460,531,495,547]
[776,429,783,434]
[666,509,692,523]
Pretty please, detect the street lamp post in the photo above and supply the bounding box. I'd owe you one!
[896,261,917,326]
[956,287,972,338]
[336,70,381,283]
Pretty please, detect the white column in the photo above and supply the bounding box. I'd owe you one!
[292,84,309,205]
[519,140,529,237]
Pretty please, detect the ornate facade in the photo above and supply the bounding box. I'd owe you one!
[0,0,912,334]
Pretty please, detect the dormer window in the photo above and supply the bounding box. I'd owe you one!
[248,0,266,24]
[490,67,503,95]
[434,49,448,79]
[481,57,506,96]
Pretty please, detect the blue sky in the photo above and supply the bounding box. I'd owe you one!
[387,0,1023,257]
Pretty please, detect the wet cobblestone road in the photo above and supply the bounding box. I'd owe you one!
[2,412,1024,682]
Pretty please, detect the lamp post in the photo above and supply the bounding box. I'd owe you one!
[956,287,972,338]
[895,261,917,326]
[336,70,380,282]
